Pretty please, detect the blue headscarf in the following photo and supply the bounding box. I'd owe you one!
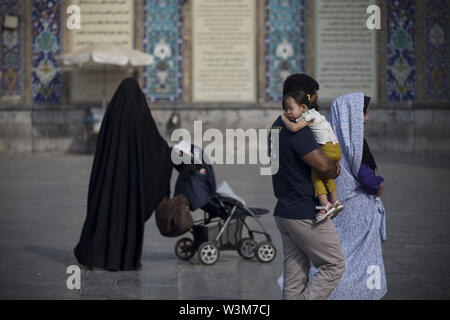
[328,92,386,243]
[323,92,387,299]
[328,93,364,202]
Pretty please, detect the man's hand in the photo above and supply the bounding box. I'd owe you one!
[375,182,384,198]
[332,162,341,179]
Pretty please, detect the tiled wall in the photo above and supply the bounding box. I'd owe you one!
[1,0,449,155]
[422,0,449,102]
[264,0,305,102]
[0,0,25,103]
[141,0,184,102]
[385,0,416,102]
[30,0,62,104]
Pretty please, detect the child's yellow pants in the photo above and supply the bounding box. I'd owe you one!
[311,142,341,198]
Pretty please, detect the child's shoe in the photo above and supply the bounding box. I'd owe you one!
[315,202,336,223]
[330,200,344,219]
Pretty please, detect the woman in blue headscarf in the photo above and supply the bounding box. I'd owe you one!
[312,92,387,299]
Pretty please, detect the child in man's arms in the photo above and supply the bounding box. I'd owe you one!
[281,92,344,223]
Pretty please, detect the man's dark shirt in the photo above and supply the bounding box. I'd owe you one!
[270,116,320,219]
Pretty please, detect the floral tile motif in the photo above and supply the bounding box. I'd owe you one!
[423,0,449,101]
[0,0,25,102]
[386,0,416,102]
[142,0,184,103]
[31,0,61,104]
[264,0,305,102]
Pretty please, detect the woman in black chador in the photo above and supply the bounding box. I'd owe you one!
[74,78,173,271]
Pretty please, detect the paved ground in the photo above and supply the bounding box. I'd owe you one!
[0,153,449,300]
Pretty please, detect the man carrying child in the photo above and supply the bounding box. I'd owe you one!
[270,74,345,300]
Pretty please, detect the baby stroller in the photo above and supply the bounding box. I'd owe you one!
[172,142,276,265]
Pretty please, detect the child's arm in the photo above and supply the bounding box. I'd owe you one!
[281,114,313,133]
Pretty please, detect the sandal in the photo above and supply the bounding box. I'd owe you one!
[330,201,344,219]
[315,202,336,223]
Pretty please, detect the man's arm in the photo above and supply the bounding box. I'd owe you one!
[301,148,340,180]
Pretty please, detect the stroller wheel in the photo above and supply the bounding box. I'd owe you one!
[238,238,257,259]
[175,238,195,260]
[255,241,276,263]
[198,242,220,265]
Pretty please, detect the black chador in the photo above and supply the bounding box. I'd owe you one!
[74,78,172,271]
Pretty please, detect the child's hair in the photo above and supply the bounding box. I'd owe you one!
[282,90,311,110]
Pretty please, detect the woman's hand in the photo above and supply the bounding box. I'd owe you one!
[375,182,384,198]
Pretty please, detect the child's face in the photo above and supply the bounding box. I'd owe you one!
[284,97,307,120]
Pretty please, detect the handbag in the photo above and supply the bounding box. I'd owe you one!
[155,194,193,237]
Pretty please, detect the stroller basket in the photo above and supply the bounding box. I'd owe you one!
[193,217,243,251]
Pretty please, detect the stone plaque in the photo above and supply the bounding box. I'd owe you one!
[192,0,257,103]
[67,0,134,103]
[315,0,377,101]
[69,0,134,50]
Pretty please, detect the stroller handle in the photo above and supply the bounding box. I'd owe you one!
[213,193,243,208]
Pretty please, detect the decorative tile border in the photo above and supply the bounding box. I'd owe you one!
[423,0,449,101]
[264,0,305,102]
[142,0,184,103]
[386,0,416,102]
[31,0,61,104]
[0,0,25,103]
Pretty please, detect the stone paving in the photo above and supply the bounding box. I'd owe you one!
[0,153,449,300]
